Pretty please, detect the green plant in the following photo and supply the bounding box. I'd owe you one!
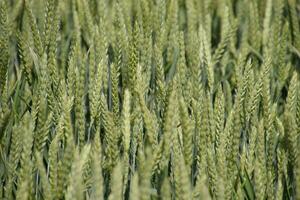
[0,0,300,199]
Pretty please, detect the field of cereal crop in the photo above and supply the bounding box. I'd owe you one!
[0,0,300,199]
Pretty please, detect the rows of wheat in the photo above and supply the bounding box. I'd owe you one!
[0,0,300,199]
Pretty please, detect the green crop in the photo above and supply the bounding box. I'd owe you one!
[0,0,300,199]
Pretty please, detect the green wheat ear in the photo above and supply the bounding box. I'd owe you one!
[17,115,34,200]
[130,173,140,200]
[289,0,300,50]
[108,162,123,200]
[24,0,43,58]
[179,95,194,169]
[173,135,192,200]
[65,145,90,200]
[0,0,9,94]
[128,21,139,92]
[91,132,104,200]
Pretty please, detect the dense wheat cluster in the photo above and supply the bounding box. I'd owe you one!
[0,0,300,199]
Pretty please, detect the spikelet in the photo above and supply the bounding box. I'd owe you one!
[272,0,284,57]
[130,173,140,200]
[113,6,128,96]
[35,153,52,200]
[188,32,200,93]
[99,94,118,171]
[90,132,104,200]
[288,0,300,50]
[214,85,225,164]
[297,154,300,200]
[57,132,75,199]
[17,115,34,200]
[199,89,214,151]
[185,0,197,33]
[284,112,299,166]
[236,24,250,77]
[88,38,96,93]
[46,4,60,119]
[286,72,298,116]
[177,32,189,99]
[10,0,23,26]
[246,125,257,175]
[111,62,120,121]
[61,93,74,140]
[254,120,267,200]
[72,5,81,51]
[173,135,192,200]
[246,72,262,125]
[151,141,164,175]
[122,90,131,153]
[276,23,290,92]
[43,0,57,49]
[265,109,277,199]
[248,0,261,51]
[199,25,213,92]
[131,107,143,172]
[9,123,23,176]
[0,0,9,94]
[223,110,235,198]
[49,129,63,198]
[261,57,272,128]
[227,87,243,175]
[153,42,166,111]
[138,148,152,200]
[161,177,171,200]
[223,80,233,114]
[262,0,272,54]
[206,145,218,199]
[295,105,300,197]
[90,62,103,126]
[108,162,123,200]
[277,148,286,200]
[121,89,131,196]
[128,21,139,92]
[67,38,77,95]
[227,64,246,187]
[162,84,177,168]
[179,95,194,168]
[137,88,157,148]
[36,112,53,153]
[80,0,94,42]
[75,59,86,148]
[0,102,10,135]
[193,175,212,200]
[212,6,236,65]
[65,145,90,200]
[24,0,43,57]
[165,0,179,66]
[239,60,252,125]
[17,31,33,86]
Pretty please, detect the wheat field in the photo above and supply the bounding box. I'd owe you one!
[0,0,300,199]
